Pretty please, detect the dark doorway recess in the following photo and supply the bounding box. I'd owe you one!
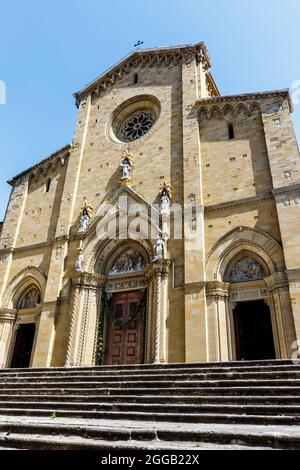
[233,300,276,360]
[10,324,36,368]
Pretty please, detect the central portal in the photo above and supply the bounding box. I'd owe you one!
[233,300,276,360]
[104,290,145,365]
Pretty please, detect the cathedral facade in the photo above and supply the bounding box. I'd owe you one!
[0,42,300,369]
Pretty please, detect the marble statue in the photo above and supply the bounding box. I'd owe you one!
[79,209,90,232]
[154,238,165,260]
[120,159,132,180]
[160,191,170,213]
[75,251,84,272]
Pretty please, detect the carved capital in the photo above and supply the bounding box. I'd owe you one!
[206,281,230,300]
[0,308,17,324]
[265,271,289,294]
[72,272,107,290]
[149,259,171,279]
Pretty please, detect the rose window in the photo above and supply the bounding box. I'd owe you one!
[119,111,154,142]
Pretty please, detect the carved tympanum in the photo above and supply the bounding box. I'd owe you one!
[227,257,265,283]
[17,287,41,309]
[109,250,145,276]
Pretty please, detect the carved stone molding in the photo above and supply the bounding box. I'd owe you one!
[265,271,289,293]
[74,43,211,104]
[0,308,17,324]
[197,90,291,117]
[9,145,71,187]
[106,277,147,293]
[206,282,230,300]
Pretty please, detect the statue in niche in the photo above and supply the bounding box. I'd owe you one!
[79,202,93,232]
[120,150,134,184]
[109,250,145,276]
[75,250,84,273]
[159,181,173,213]
[228,257,265,283]
[153,238,165,261]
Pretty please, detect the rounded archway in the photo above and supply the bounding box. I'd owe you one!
[206,227,295,361]
[224,253,276,361]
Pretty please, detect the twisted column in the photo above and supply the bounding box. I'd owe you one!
[154,269,162,364]
[65,285,79,366]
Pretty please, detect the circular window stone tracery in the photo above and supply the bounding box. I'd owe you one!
[120,111,155,142]
[109,95,161,144]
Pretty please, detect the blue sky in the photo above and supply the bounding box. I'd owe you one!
[0,0,299,219]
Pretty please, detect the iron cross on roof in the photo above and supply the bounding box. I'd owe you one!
[134,40,144,48]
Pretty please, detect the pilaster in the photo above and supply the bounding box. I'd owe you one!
[0,308,17,368]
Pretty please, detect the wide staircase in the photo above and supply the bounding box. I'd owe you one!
[0,360,300,449]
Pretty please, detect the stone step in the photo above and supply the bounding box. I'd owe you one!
[0,394,297,405]
[1,378,300,389]
[1,370,300,383]
[0,359,300,375]
[0,407,298,425]
[0,433,277,450]
[1,385,300,396]
[0,420,298,449]
[1,364,300,378]
[0,401,300,417]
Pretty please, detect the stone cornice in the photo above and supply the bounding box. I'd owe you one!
[0,236,70,257]
[204,192,273,213]
[8,145,71,186]
[184,281,206,293]
[272,183,300,197]
[0,247,15,256]
[196,89,292,112]
[286,269,300,283]
[74,42,213,104]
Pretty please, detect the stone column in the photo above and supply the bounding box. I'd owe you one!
[153,264,162,364]
[206,282,230,362]
[151,260,170,364]
[66,272,106,367]
[0,309,17,368]
[144,267,154,364]
[265,272,297,359]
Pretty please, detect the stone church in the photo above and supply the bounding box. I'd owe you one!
[0,41,299,370]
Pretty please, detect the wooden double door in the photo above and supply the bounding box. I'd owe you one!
[104,290,145,365]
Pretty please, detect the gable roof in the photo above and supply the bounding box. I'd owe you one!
[74,42,212,104]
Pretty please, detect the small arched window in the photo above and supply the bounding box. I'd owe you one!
[228,124,235,140]
[45,178,51,193]
[134,73,139,85]
[17,287,41,309]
